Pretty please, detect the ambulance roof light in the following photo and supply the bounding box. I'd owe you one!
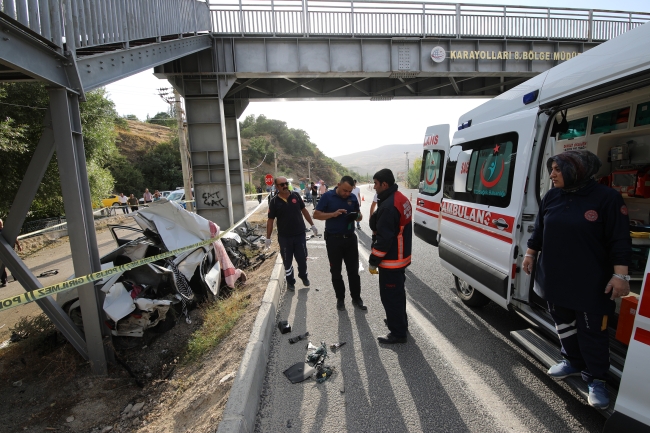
[458,120,472,131]
[523,90,539,105]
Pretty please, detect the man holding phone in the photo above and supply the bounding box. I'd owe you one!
[313,176,366,311]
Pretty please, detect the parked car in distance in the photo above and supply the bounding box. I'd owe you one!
[160,191,172,199]
[101,194,121,208]
[167,189,195,209]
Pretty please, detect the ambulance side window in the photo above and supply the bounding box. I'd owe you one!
[454,132,518,208]
[443,146,460,199]
[419,150,444,196]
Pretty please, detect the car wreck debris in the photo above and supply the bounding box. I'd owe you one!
[57,199,263,338]
[288,332,309,344]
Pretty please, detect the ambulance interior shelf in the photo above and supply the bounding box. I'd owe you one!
[596,139,650,285]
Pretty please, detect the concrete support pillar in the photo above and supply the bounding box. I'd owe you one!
[183,94,247,228]
[155,48,248,230]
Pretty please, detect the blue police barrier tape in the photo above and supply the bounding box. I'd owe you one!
[0,200,268,312]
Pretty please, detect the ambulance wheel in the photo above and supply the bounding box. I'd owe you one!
[454,275,490,307]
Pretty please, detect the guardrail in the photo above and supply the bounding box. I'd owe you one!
[0,0,212,51]
[208,0,650,41]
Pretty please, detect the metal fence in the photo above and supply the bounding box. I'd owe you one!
[0,0,212,51]
[19,217,66,237]
[208,0,650,41]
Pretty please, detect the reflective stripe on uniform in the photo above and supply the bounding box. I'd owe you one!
[372,248,387,257]
[379,256,411,268]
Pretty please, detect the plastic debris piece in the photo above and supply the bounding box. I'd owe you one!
[306,341,328,364]
[278,320,291,334]
[284,362,316,384]
[316,365,335,383]
[288,332,309,344]
[306,342,318,350]
[329,342,346,352]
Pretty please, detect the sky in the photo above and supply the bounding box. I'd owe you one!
[105,0,650,158]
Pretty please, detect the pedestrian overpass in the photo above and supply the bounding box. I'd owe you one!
[1,0,648,373]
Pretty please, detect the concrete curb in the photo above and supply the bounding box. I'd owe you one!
[216,254,285,433]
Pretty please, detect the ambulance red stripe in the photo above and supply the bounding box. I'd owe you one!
[633,327,650,346]
[441,215,513,244]
[416,208,438,218]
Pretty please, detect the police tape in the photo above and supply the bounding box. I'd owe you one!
[0,200,268,312]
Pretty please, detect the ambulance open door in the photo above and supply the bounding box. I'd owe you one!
[438,108,539,309]
[604,258,650,432]
[414,124,450,247]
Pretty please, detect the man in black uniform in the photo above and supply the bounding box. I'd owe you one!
[267,176,318,291]
[314,176,366,311]
[310,182,318,207]
[368,169,412,344]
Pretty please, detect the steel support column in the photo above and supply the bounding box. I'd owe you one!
[49,88,109,375]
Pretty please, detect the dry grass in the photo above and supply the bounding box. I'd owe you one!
[183,289,252,363]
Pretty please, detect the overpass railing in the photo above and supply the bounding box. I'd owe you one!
[208,0,650,41]
[0,0,212,51]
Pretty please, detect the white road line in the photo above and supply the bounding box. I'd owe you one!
[357,242,528,432]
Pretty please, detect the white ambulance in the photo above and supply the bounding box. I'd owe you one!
[414,23,650,430]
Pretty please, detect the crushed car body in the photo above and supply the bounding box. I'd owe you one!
[57,199,247,337]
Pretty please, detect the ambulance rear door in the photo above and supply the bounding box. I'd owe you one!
[439,108,539,309]
[605,258,650,432]
[414,124,450,247]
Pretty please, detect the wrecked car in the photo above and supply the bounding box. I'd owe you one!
[57,199,246,338]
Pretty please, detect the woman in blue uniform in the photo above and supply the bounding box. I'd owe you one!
[522,149,631,410]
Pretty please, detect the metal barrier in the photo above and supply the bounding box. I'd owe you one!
[0,0,212,50]
[208,0,650,41]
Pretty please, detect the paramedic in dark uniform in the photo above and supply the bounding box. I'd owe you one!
[266,176,318,291]
[313,176,366,311]
[368,169,413,344]
[523,150,631,410]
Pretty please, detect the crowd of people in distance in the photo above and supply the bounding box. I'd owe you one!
[116,188,164,214]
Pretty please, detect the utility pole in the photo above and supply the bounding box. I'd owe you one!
[307,158,311,182]
[174,89,194,212]
[404,152,409,188]
[274,151,278,175]
[247,158,252,186]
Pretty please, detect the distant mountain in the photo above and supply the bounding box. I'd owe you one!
[333,144,424,179]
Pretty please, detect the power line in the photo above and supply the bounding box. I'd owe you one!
[0,101,47,110]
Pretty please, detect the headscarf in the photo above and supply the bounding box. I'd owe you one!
[546,150,602,191]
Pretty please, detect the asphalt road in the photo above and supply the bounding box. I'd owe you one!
[255,186,605,433]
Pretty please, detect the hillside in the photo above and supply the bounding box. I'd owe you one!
[115,120,174,161]
[240,115,362,187]
[333,143,424,180]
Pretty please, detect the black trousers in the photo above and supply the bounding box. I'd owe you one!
[0,263,6,284]
[278,233,308,285]
[325,233,361,300]
[379,269,408,338]
[548,302,610,382]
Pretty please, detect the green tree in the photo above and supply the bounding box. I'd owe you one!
[107,155,146,195]
[407,157,423,189]
[147,111,176,128]
[139,140,183,191]
[0,84,117,218]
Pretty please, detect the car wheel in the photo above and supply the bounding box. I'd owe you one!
[66,304,85,332]
[454,275,490,307]
[112,202,119,206]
